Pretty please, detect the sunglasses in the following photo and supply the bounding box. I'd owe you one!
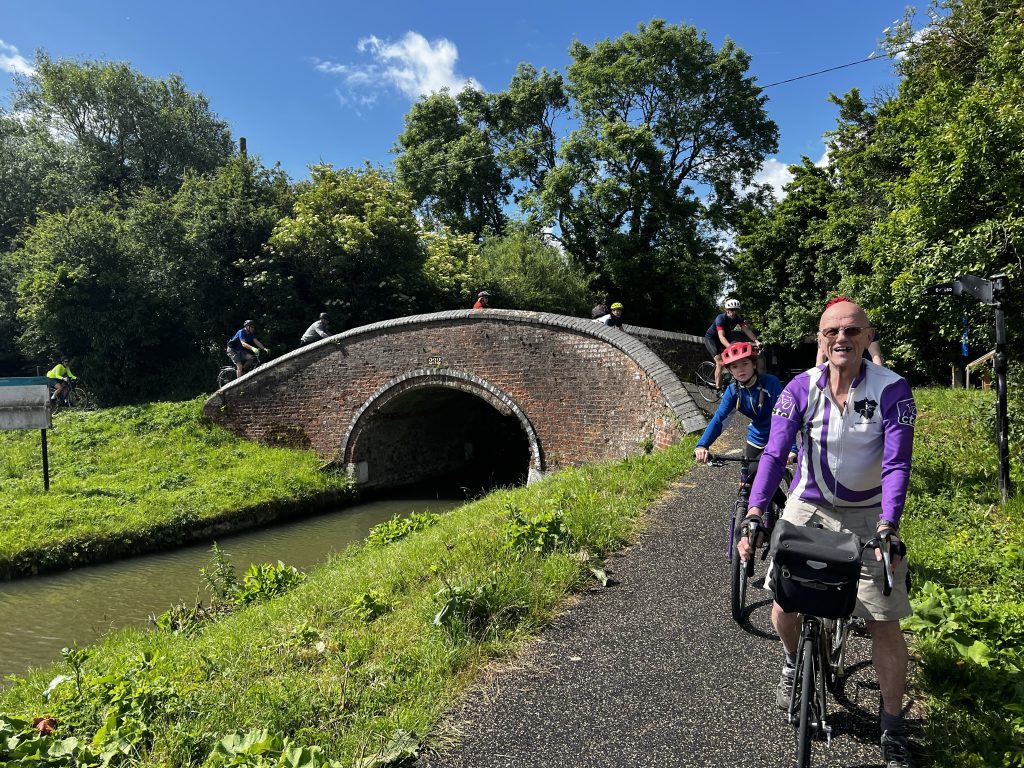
[819,325,870,338]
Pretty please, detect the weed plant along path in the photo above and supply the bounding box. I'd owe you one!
[421,420,912,768]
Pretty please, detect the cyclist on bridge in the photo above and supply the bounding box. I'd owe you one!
[300,312,331,345]
[703,299,761,390]
[693,341,796,468]
[740,299,916,768]
[226,320,270,380]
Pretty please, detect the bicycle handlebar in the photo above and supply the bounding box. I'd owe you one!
[743,517,762,578]
[706,453,749,466]
[864,531,899,597]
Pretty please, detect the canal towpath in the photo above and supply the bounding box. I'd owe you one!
[419,419,921,768]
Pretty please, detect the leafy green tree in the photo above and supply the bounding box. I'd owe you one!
[472,226,591,315]
[14,53,234,197]
[262,165,426,333]
[395,87,510,239]
[845,0,1024,375]
[420,228,481,310]
[731,159,839,344]
[394,20,777,330]
[171,155,294,356]
[10,197,196,401]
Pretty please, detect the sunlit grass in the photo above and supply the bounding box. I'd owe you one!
[0,398,353,571]
[900,388,1023,767]
[0,440,695,766]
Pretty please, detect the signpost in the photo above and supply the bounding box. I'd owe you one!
[0,376,53,490]
[924,274,1012,502]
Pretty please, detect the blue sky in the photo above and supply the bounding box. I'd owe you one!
[1,1,918,195]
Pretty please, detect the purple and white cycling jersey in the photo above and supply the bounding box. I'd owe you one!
[749,361,916,529]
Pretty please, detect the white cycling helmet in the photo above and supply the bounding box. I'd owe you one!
[724,298,741,310]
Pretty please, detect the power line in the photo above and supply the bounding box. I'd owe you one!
[398,46,914,178]
[760,47,909,89]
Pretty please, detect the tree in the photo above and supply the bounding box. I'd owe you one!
[473,226,591,315]
[731,159,839,344]
[395,88,510,239]
[14,53,234,197]
[394,21,777,330]
[171,155,294,355]
[9,197,195,401]
[420,228,481,310]
[261,166,426,333]
[844,0,1024,375]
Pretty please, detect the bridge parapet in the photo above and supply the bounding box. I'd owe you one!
[204,310,706,489]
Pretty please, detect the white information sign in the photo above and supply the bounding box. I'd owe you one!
[0,377,53,430]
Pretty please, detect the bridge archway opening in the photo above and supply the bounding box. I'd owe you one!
[344,380,537,493]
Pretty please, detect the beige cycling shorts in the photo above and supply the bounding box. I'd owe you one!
[769,498,912,622]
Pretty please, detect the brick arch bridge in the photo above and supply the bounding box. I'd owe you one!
[204,310,708,490]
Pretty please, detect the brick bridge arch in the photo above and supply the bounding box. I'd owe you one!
[204,310,706,489]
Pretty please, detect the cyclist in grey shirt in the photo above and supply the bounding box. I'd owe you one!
[300,313,331,345]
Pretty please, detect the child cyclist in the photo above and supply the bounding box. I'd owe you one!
[694,341,796,469]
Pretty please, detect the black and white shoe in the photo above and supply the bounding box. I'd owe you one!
[881,730,913,768]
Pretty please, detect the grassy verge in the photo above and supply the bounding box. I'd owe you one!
[0,398,354,578]
[0,439,693,766]
[900,388,1023,767]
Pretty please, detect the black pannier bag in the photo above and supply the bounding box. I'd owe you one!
[769,520,862,619]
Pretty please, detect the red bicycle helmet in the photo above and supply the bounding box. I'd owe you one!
[721,341,757,365]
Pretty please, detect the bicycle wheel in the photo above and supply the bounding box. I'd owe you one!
[823,618,850,692]
[69,387,97,411]
[729,502,749,624]
[216,367,236,389]
[796,636,816,768]
[694,360,720,403]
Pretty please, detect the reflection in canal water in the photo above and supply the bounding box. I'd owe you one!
[0,497,458,682]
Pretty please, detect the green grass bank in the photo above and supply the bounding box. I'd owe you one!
[0,398,355,579]
[0,388,1020,767]
[900,388,1023,768]
[0,438,694,767]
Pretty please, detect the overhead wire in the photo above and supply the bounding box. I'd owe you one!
[397,45,914,178]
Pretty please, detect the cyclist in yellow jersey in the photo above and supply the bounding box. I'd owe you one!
[46,357,78,402]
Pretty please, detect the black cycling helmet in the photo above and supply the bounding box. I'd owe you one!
[319,312,329,321]
[477,290,491,298]
[243,319,255,327]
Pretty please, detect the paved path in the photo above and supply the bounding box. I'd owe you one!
[421,420,920,768]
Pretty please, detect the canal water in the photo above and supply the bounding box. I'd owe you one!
[0,496,460,682]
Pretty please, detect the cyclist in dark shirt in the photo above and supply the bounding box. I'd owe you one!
[595,302,624,328]
[703,299,761,389]
[226,320,269,379]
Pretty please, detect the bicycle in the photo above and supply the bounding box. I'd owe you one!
[772,522,897,767]
[694,361,727,403]
[217,349,266,389]
[49,379,97,413]
[707,453,791,624]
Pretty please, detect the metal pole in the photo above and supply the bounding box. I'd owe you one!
[41,428,50,492]
[992,275,1010,502]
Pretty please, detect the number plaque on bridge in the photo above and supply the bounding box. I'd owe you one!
[427,356,442,367]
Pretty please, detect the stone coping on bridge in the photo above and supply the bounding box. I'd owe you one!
[622,324,706,345]
[227,309,706,436]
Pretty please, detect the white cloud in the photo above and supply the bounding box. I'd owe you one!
[316,31,479,106]
[753,158,794,201]
[815,145,831,168]
[0,40,34,76]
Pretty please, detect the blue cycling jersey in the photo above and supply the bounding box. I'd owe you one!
[696,373,786,450]
[227,328,255,349]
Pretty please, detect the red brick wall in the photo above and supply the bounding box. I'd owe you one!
[204,310,706,487]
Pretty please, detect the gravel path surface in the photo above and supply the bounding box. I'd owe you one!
[420,419,921,768]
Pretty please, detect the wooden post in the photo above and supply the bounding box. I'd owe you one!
[41,428,49,492]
